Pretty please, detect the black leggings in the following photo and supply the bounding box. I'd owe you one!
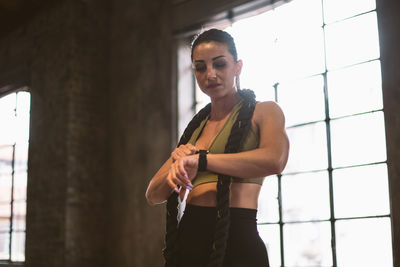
[176,204,269,267]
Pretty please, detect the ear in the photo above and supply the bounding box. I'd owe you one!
[235,59,243,76]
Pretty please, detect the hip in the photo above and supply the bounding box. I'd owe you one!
[176,204,269,267]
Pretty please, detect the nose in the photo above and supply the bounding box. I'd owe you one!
[206,65,217,80]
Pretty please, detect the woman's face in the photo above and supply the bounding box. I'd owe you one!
[192,41,242,99]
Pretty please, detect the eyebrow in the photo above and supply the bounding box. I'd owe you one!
[194,55,226,63]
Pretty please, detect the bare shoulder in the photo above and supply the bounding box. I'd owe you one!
[253,101,286,126]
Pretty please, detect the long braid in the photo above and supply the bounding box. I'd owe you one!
[163,103,211,267]
[207,89,256,267]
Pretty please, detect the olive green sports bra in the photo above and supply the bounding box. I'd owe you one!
[188,99,265,187]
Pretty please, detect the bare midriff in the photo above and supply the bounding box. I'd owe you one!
[186,182,262,209]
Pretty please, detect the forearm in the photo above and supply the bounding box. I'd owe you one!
[207,148,286,179]
[146,144,199,205]
[145,159,174,205]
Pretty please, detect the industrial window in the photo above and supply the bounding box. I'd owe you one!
[177,0,392,266]
[0,90,30,263]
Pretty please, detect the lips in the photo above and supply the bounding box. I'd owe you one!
[207,83,221,89]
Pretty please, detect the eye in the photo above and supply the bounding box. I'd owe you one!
[194,64,206,73]
[213,61,226,69]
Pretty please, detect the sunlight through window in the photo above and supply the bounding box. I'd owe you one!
[179,0,392,266]
[0,90,30,262]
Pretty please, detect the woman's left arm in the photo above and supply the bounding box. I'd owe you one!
[173,101,289,181]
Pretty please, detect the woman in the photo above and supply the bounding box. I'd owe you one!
[146,29,289,267]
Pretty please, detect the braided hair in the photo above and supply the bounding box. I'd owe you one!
[163,103,211,267]
[164,29,256,267]
[206,89,256,267]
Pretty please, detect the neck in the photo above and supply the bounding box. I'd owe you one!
[209,89,240,121]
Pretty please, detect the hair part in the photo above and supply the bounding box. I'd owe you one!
[191,28,238,62]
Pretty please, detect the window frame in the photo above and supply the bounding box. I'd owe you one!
[0,87,30,264]
[174,1,395,266]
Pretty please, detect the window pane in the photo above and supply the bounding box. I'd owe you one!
[284,122,328,173]
[11,231,25,262]
[0,233,10,260]
[282,171,330,222]
[258,176,279,223]
[278,75,325,126]
[0,218,10,232]
[177,42,196,137]
[14,143,28,173]
[275,0,323,28]
[0,146,13,176]
[12,201,26,231]
[336,218,393,267]
[253,86,275,103]
[0,93,16,145]
[274,0,325,80]
[284,222,332,266]
[13,171,27,201]
[323,0,376,24]
[333,164,390,218]
[325,12,380,70]
[15,93,31,145]
[275,27,325,80]
[16,92,31,116]
[258,224,281,267]
[0,204,10,218]
[0,176,11,202]
[331,112,386,167]
[230,12,278,100]
[328,60,383,118]
[195,83,209,113]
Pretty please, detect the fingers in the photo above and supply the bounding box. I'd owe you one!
[171,150,184,162]
[166,172,180,193]
[186,144,198,154]
[173,159,194,187]
[167,163,193,194]
[171,144,198,162]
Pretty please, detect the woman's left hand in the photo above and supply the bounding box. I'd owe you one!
[173,154,199,181]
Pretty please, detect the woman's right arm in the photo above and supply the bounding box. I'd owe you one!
[145,157,175,205]
[145,144,197,205]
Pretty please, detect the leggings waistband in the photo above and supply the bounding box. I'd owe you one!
[184,204,257,222]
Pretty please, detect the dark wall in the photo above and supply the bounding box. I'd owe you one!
[377,0,400,266]
[0,0,174,265]
[0,1,108,267]
[1,0,173,265]
[107,0,172,266]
